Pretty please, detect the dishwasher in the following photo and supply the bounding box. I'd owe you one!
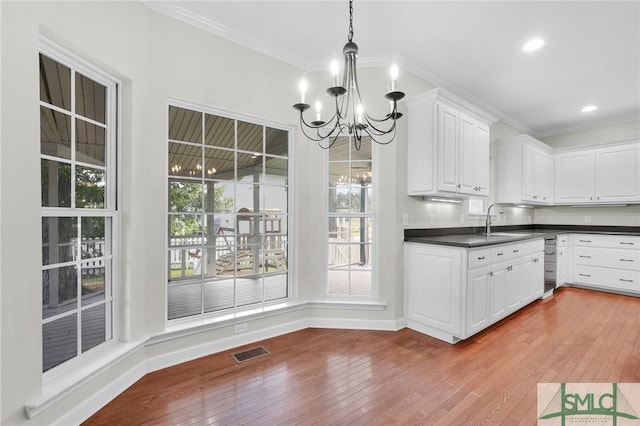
[543,235,557,294]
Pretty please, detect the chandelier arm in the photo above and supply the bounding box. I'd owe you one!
[299,114,341,143]
[362,122,398,145]
[364,103,397,123]
[362,114,397,136]
[318,124,350,150]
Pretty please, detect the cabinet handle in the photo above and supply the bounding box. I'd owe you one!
[579,255,591,259]
[478,256,485,260]
[456,183,461,189]
[620,259,634,262]
[545,270,554,273]
[619,278,634,283]
[579,240,592,243]
[497,252,504,256]
[489,271,493,277]
[590,196,593,200]
[513,249,519,253]
[620,242,635,245]
[579,273,591,277]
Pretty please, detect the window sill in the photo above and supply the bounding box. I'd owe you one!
[155,299,386,344]
[25,339,147,419]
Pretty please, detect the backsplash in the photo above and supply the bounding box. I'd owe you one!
[534,205,640,227]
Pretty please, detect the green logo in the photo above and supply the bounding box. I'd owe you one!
[539,383,639,425]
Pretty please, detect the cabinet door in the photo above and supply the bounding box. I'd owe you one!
[459,115,490,197]
[595,144,640,202]
[522,145,537,202]
[554,151,595,203]
[405,244,463,336]
[490,264,507,322]
[505,260,522,312]
[437,103,460,193]
[536,151,553,203]
[474,123,490,196]
[467,266,491,336]
[459,114,476,195]
[556,247,568,286]
[521,252,544,304]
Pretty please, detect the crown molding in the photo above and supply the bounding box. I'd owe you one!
[142,0,309,70]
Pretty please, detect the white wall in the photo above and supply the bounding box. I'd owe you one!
[540,119,640,148]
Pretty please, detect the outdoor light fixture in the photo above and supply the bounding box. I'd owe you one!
[293,0,405,150]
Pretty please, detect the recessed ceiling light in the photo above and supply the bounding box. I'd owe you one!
[582,105,598,113]
[522,39,545,52]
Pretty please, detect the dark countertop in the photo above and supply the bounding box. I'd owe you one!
[404,225,640,248]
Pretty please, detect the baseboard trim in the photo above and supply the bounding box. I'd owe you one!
[53,361,147,426]
[308,317,405,331]
[145,318,309,373]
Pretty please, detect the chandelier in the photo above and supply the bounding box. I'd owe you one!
[292,0,405,150]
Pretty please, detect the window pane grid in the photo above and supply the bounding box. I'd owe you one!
[168,105,288,320]
[327,136,373,297]
[40,51,116,373]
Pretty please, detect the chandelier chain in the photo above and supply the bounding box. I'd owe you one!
[348,0,354,42]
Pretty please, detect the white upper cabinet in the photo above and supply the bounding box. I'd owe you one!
[554,151,595,203]
[555,142,640,204]
[595,144,640,203]
[407,88,496,197]
[495,135,554,205]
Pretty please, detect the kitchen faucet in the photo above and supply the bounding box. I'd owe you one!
[485,203,500,236]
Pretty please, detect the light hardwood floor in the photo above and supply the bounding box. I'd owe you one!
[83,287,640,425]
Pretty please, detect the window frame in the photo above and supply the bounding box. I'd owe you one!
[323,136,377,300]
[39,36,121,380]
[165,99,293,322]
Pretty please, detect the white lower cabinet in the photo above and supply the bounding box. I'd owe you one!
[405,238,544,343]
[570,234,640,294]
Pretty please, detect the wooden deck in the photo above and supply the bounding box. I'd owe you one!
[168,274,288,319]
[84,287,640,425]
[43,295,106,372]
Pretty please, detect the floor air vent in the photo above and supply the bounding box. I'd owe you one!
[231,346,270,363]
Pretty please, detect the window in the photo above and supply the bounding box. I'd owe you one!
[326,137,373,296]
[40,48,118,373]
[167,104,289,320]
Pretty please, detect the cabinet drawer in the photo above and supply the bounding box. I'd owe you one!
[573,234,640,249]
[557,234,568,246]
[491,245,518,262]
[469,248,491,269]
[573,265,640,293]
[573,247,640,271]
[520,239,544,255]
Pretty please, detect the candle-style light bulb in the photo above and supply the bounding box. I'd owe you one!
[314,99,322,121]
[390,63,399,91]
[330,58,340,87]
[356,103,364,124]
[299,77,308,104]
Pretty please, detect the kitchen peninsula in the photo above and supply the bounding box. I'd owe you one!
[404,225,640,343]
